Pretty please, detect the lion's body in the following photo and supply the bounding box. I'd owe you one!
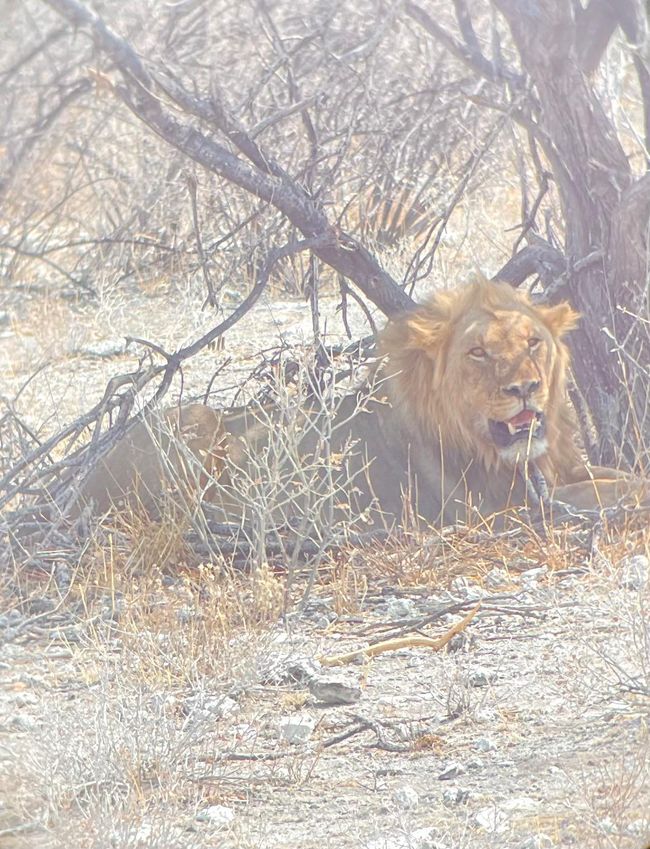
[72,404,226,518]
[75,280,646,525]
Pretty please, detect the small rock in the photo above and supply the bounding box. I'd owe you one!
[284,658,322,684]
[598,816,616,834]
[442,787,470,806]
[0,609,24,629]
[475,806,507,834]
[626,818,647,836]
[279,713,315,744]
[8,692,38,708]
[195,804,235,827]
[438,761,465,780]
[469,669,496,687]
[308,676,361,705]
[7,714,39,732]
[184,694,239,722]
[392,785,419,810]
[519,566,548,584]
[485,567,509,589]
[79,338,128,358]
[473,737,496,752]
[386,598,417,619]
[450,577,484,601]
[619,554,649,590]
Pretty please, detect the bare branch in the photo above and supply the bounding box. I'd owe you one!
[404,0,523,85]
[42,0,414,318]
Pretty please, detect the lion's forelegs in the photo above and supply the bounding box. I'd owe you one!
[552,476,648,511]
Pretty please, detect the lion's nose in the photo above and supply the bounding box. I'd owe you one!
[502,380,540,399]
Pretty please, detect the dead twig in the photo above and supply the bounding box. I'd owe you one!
[318,603,480,667]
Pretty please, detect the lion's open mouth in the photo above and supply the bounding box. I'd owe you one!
[488,409,545,448]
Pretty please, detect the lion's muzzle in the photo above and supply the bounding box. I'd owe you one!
[488,409,545,449]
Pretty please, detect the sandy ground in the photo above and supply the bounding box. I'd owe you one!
[1,285,649,849]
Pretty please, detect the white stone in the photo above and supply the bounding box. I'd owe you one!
[392,784,419,810]
[195,804,235,827]
[279,713,315,744]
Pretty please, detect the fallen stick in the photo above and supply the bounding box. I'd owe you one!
[319,603,481,667]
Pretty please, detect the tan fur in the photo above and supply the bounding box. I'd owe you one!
[76,280,646,525]
[73,404,226,518]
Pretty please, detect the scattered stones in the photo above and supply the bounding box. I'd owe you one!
[308,675,361,705]
[442,786,470,806]
[195,804,235,827]
[279,713,315,744]
[618,554,649,590]
[392,784,419,810]
[438,761,465,780]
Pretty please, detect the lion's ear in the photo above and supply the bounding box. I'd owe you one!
[537,302,580,338]
[403,312,449,358]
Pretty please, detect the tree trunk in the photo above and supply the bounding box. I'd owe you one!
[495,0,650,466]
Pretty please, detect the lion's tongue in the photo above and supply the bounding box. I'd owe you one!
[507,409,536,427]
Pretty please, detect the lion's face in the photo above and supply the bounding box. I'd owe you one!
[381,278,579,466]
[443,307,560,461]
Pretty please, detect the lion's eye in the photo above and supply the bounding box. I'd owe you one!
[468,347,487,359]
[528,337,541,350]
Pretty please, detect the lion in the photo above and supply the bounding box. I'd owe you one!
[73,279,646,526]
[70,404,227,518]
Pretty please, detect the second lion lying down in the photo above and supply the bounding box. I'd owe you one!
[73,279,645,527]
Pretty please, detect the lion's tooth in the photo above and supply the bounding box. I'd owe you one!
[507,422,517,435]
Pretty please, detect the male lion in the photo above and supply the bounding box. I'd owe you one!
[75,279,645,526]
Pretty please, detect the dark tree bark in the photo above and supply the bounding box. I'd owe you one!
[409,0,650,467]
[495,0,649,465]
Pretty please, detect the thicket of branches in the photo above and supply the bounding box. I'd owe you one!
[1,0,649,531]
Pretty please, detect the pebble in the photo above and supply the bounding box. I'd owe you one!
[7,714,39,732]
[519,566,549,583]
[279,714,315,744]
[385,598,417,619]
[184,694,239,722]
[308,676,361,705]
[469,669,496,687]
[475,806,508,834]
[0,609,24,629]
[438,761,465,780]
[450,577,484,601]
[473,736,497,752]
[618,554,649,590]
[195,804,235,827]
[442,787,470,806]
[392,785,419,810]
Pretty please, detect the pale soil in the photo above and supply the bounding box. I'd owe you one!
[1,286,649,849]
